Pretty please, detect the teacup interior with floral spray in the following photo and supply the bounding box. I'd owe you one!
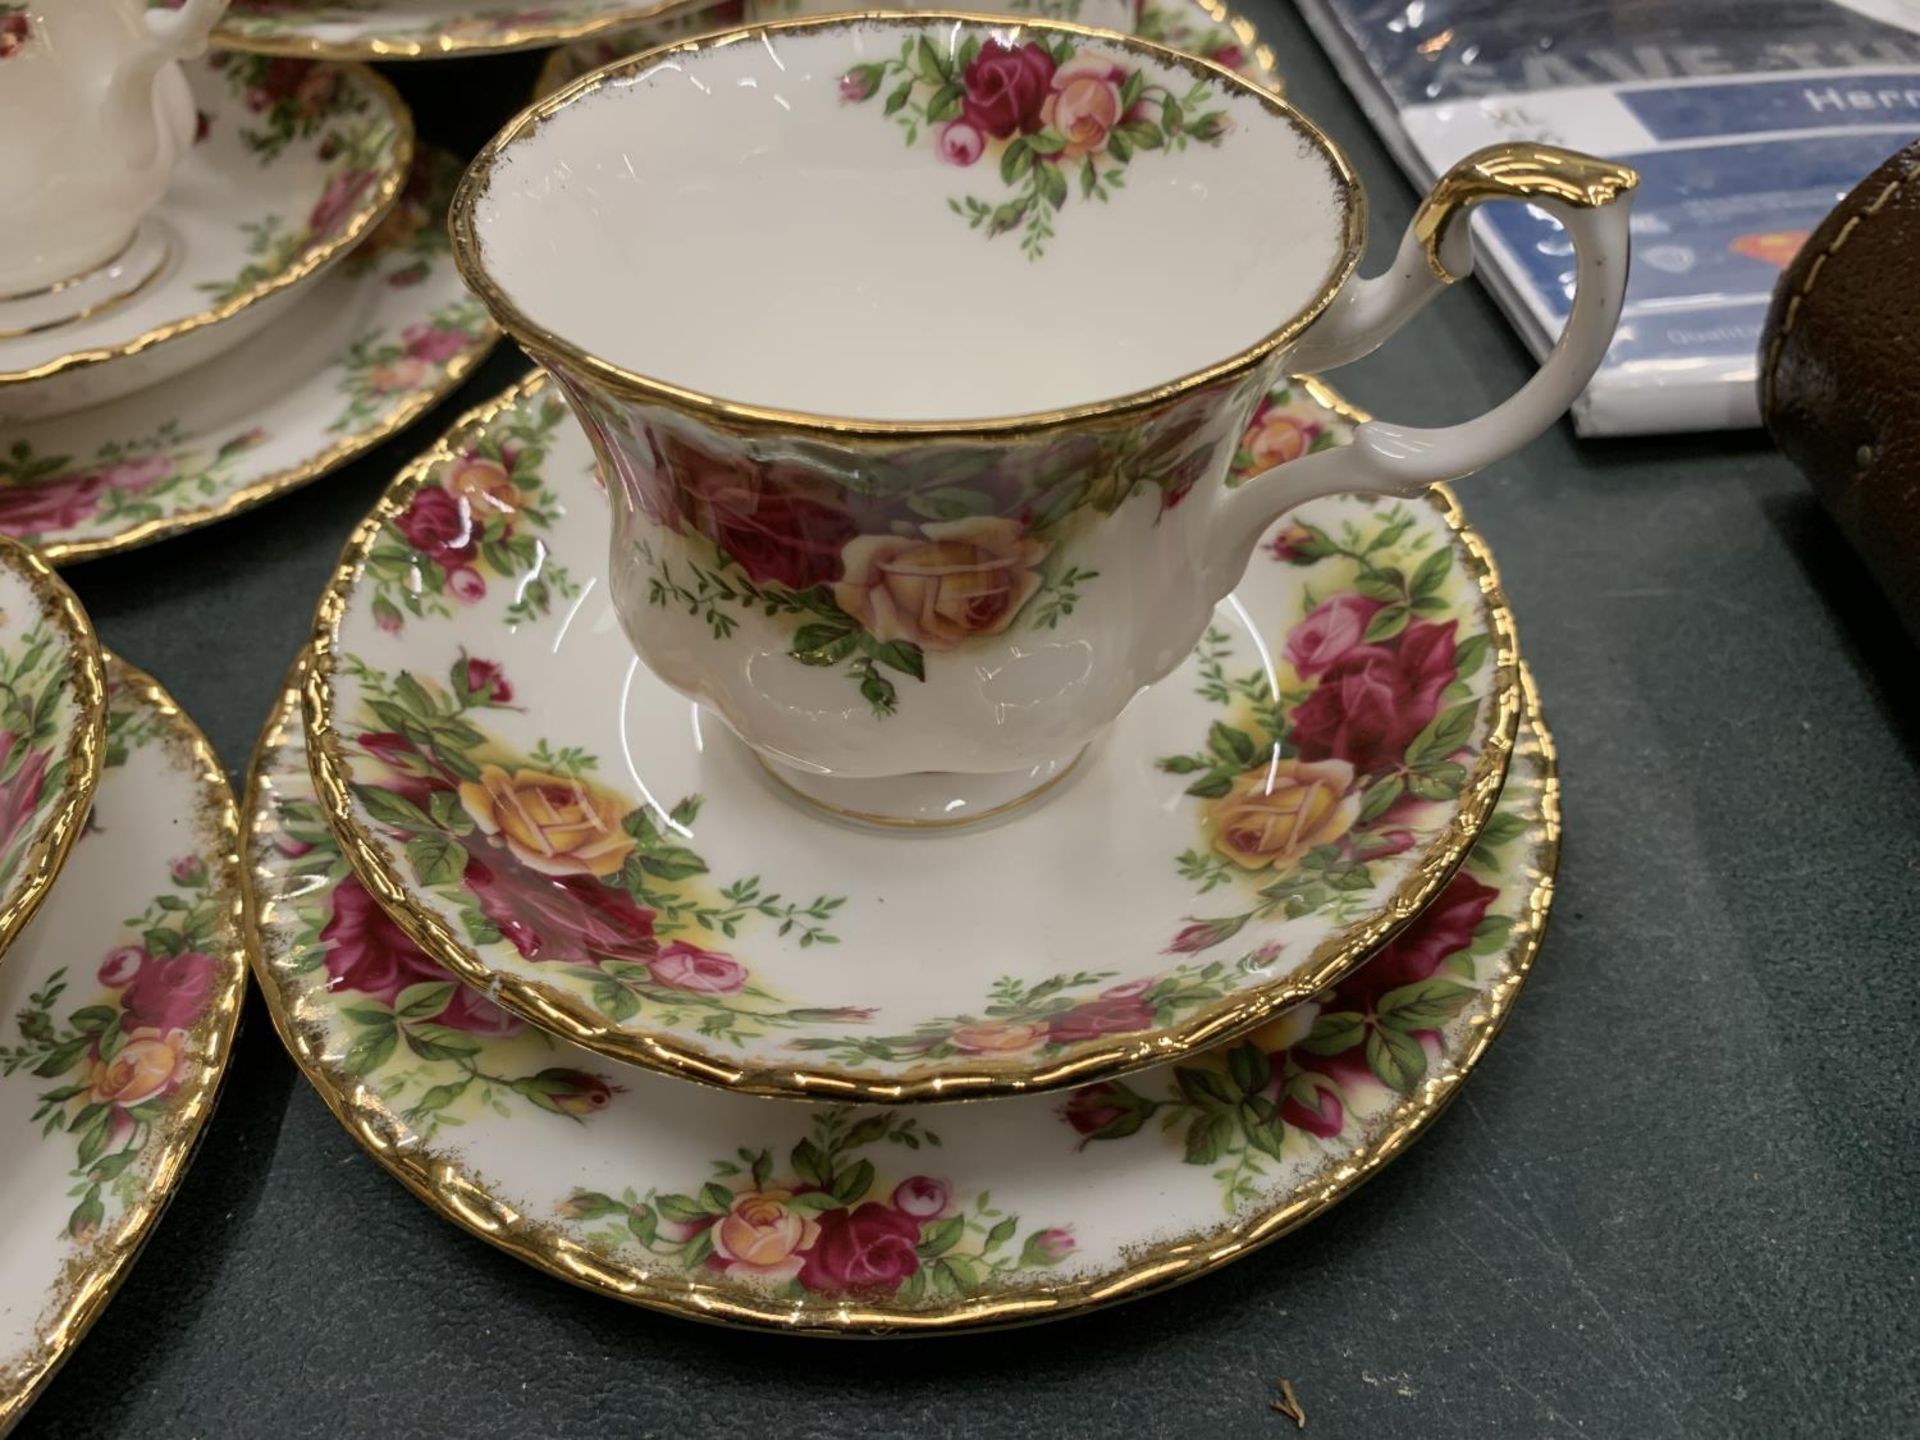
[460,15,1355,420]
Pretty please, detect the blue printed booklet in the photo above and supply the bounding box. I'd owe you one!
[1294,0,1920,434]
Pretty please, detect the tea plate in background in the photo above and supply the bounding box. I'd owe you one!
[257,663,1554,1332]
[0,55,412,422]
[0,538,105,964]
[0,149,497,565]
[303,375,1519,1101]
[533,0,1280,97]
[0,659,250,1429]
[214,0,706,59]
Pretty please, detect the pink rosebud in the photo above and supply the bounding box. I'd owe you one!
[1100,977,1155,1000]
[1353,828,1417,862]
[170,855,208,888]
[98,945,147,989]
[1020,1227,1075,1266]
[446,566,486,603]
[890,1176,951,1219]
[462,658,512,704]
[838,63,883,103]
[375,607,402,634]
[936,119,986,167]
[1165,914,1249,954]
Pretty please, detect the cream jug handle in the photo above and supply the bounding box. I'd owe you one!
[113,0,227,161]
[1208,143,1638,582]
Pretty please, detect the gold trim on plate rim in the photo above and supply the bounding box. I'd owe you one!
[32,338,498,568]
[451,11,1366,444]
[527,0,1284,101]
[214,0,710,61]
[0,64,416,391]
[255,659,1557,1335]
[299,370,1523,1104]
[0,536,107,966]
[0,656,252,1431]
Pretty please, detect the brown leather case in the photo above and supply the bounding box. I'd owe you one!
[1761,138,1920,642]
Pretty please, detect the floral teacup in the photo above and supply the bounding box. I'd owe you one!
[451,13,1634,826]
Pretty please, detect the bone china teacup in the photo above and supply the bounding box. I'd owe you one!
[451,13,1634,826]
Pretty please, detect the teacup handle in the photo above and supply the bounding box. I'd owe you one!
[1209,143,1637,580]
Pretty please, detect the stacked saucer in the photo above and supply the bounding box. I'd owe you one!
[251,372,1560,1332]
[0,537,251,1422]
[0,15,495,563]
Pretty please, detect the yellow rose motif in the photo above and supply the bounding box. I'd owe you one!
[457,765,634,878]
[949,1019,1049,1055]
[833,516,1048,652]
[1208,758,1360,871]
[446,455,519,519]
[711,1188,821,1281]
[1247,1001,1322,1055]
[88,1029,184,1107]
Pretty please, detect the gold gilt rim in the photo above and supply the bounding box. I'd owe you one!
[255,660,1557,1336]
[451,11,1365,444]
[0,536,107,967]
[528,0,1283,101]
[214,0,708,61]
[0,64,416,391]
[35,335,498,568]
[0,655,252,1429]
[300,370,1523,1105]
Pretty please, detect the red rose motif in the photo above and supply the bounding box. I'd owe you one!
[961,40,1056,140]
[0,737,48,857]
[309,169,376,238]
[0,455,171,538]
[402,324,470,364]
[1061,1081,1129,1136]
[1268,523,1316,563]
[463,659,512,705]
[1289,620,1458,774]
[322,873,521,1035]
[648,941,746,995]
[797,1203,922,1294]
[1347,872,1497,1005]
[1286,594,1383,678]
[392,486,475,566]
[665,441,857,591]
[462,852,658,969]
[1280,1077,1345,1138]
[1046,992,1155,1045]
[121,950,217,1035]
[0,13,31,58]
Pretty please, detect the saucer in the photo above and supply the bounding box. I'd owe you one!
[255,661,1554,1333]
[0,54,412,423]
[215,0,697,60]
[534,0,1280,97]
[0,538,106,962]
[0,148,497,566]
[0,658,249,1428]
[303,373,1520,1101]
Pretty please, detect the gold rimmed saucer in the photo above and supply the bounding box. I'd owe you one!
[0,657,250,1426]
[0,535,106,966]
[299,370,1521,1104]
[253,655,1557,1333]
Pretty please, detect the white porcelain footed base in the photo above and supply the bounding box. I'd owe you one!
[0,225,172,341]
[754,739,1087,832]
